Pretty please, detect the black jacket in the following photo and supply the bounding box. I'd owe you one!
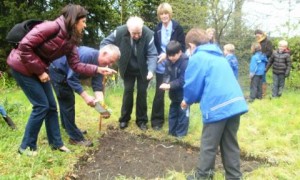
[266,50,291,76]
[163,54,188,102]
[154,20,186,54]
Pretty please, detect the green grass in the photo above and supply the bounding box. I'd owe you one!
[1,82,300,179]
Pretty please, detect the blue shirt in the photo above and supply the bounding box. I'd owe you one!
[156,21,173,74]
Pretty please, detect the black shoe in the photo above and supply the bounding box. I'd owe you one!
[152,126,162,131]
[138,123,148,131]
[80,129,87,134]
[119,122,128,129]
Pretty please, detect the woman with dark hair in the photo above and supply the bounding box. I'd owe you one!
[7,4,116,156]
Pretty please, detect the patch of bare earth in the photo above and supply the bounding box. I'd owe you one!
[71,126,261,179]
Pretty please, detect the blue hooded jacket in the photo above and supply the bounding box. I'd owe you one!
[183,44,248,124]
[225,54,239,79]
[249,51,267,77]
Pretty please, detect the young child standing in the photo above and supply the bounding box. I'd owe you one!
[224,43,239,79]
[182,28,248,180]
[266,40,291,97]
[249,42,268,102]
[159,40,189,138]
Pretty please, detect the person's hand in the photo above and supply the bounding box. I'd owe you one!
[97,67,117,75]
[181,100,187,110]
[285,72,290,78]
[81,91,96,107]
[159,83,170,90]
[146,71,153,80]
[157,53,167,63]
[84,95,96,107]
[249,73,254,79]
[38,72,50,83]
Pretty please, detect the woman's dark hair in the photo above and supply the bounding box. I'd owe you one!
[61,4,88,45]
[166,40,182,56]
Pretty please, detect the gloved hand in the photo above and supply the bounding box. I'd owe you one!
[285,72,290,78]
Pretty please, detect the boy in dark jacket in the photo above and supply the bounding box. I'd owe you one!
[266,40,291,97]
[159,40,189,138]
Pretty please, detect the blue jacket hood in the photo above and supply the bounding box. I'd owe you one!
[194,43,223,56]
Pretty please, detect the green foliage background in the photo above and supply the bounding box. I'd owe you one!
[0,0,299,85]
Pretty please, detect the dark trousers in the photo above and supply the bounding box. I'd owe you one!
[250,75,263,100]
[168,101,189,137]
[195,115,242,179]
[151,73,165,127]
[119,74,149,126]
[49,66,85,141]
[11,69,64,150]
[272,73,286,97]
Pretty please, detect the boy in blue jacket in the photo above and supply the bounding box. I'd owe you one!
[159,40,189,138]
[224,43,239,79]
[181,28,248,180]
[249,42,268,102]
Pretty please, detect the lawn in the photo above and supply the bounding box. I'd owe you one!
[0,79,299,179]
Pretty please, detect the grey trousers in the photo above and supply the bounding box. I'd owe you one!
[195,115,242,180]
[272,73,285,97]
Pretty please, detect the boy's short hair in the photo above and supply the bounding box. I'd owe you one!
[185,28,210,48]
[278,40,288,47]
[166,40,182,56]
[224,44,235,53]
[251,42,261,53]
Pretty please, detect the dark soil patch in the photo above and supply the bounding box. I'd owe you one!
[72,126,262,179]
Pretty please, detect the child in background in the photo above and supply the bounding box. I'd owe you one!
[224,43,239,79]
[159,40,189,138]
[266,40,291,97]
[206,28,216,44]
[0,105,16,129]
[249,42,268,102]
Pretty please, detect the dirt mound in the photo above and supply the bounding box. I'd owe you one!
[72,127,261,179]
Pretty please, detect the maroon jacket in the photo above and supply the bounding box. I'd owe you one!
[7,16,98,77]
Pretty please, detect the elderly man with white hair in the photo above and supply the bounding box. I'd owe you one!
[100,16,157,130]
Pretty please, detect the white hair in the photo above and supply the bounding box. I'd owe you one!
[100,44,121,58]
[126,16,144,30]
[278,40,288,47]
